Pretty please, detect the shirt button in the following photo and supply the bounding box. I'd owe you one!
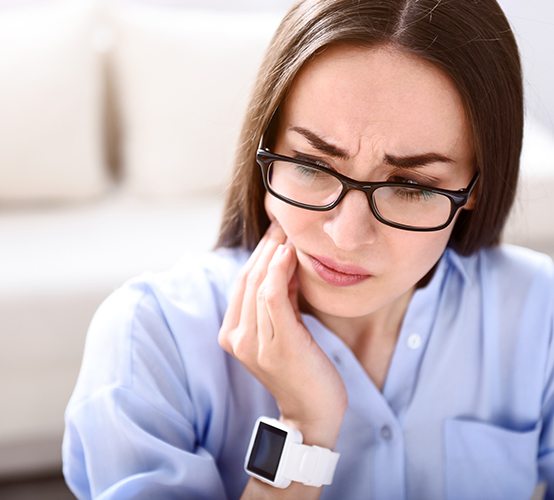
[332,353,341,365]
[380,425,393,441]
[407,333,422,350]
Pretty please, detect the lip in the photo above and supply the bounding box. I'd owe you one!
[309,254,372,287]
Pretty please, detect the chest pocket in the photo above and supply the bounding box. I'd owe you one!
[444,418,539,500]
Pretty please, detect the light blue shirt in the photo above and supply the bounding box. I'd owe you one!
[63,244,554,499]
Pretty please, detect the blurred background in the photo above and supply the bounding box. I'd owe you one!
[0,0,552,498]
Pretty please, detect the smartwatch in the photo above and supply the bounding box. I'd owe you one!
[244,416,340,489]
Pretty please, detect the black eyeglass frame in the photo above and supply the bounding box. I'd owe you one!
[256,148,480,232]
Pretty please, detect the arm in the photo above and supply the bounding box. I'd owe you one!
[218,223,347,499]
[538,264,554,498]
[64,386,227,500]
[63,286,228,499]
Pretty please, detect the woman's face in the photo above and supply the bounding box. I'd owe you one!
[264,44,475,320]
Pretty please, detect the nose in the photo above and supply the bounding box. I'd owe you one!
[322,188,379,251]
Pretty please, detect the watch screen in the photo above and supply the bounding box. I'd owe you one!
[246,422,287,481]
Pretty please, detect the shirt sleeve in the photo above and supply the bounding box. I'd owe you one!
[537,259,554,498]
[62,277,229,500]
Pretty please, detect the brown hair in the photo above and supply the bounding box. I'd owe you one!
[216,0,523,256]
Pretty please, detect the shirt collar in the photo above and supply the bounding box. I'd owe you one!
[443,247,471,284]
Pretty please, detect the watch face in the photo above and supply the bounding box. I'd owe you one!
[246,421,287,482]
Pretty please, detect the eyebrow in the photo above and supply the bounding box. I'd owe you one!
[384,152,455,168]
[289,126,455,168]
[290,126,350,160]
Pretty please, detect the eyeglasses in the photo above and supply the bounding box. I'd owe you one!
[256,148,479,232]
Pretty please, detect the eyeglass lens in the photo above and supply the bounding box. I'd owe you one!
[267,160,453,229]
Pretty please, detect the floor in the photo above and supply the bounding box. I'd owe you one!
[0,471,74,500]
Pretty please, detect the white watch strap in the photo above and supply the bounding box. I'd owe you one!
[281,442,340,487]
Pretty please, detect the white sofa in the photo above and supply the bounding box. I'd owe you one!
[0,0,553,478]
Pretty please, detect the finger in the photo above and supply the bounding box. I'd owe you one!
[219,223,287,356]
[283,243,297,283]
[257,246,292,366]
[241,222,278,274]
[240,236,283,333]
[220,223,280,334]
[279,243,301,318]
[287,247,301,318]
[256,280,274,351]
[263,245,301,339]
[240,223,286,323]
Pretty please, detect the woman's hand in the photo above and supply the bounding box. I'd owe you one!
[218,223,347,448]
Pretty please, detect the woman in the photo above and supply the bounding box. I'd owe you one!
[63,0,554,498]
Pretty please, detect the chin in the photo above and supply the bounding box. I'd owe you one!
[298,272,378,319]
[302,291,376,320]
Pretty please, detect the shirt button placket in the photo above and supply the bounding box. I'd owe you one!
[373,422,405,499]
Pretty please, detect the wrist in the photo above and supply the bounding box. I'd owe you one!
[245,416,341,489]
[279,414,344,450]
[276,386,348,449]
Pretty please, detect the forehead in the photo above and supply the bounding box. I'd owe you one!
[279,43,472,158]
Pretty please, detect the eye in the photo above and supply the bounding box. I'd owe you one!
[386,176,439,200]
[392,187,437,201]
[293,164,320,178]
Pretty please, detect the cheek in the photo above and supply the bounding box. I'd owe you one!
[264,194,320,242]
[263,193,278,223]
[392,227,453,280]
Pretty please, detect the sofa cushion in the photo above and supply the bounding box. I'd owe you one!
[504,116,554,252]
[108,3,281,197]
[0,0,111,204]
[0,190,224,461]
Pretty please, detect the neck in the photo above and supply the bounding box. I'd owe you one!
[301,287,415,351]
[301,287,415,391]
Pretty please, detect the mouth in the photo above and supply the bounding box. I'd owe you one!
[309,254,372,287]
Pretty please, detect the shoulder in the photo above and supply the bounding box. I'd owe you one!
[440,247,554,410]
[442,245,553,342]
[93,246,250,336]
[480,244,553,277]
[143,246,251,318]
[443,245,554,362]
[70,247,251,404]
[447,244,554,295]
[105,246,250,327]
